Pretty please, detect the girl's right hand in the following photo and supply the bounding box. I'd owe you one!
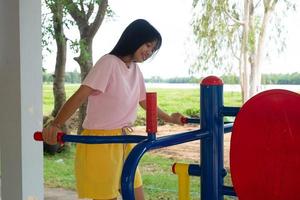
[169,112,185,125]
[42,124,61,145]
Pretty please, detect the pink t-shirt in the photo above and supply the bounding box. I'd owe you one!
[82,54,146,130]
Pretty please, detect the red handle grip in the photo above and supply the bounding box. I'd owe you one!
[33,131,65,144]
[146,92,157,133]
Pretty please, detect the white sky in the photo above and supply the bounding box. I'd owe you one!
[262,1,300,74]
[43,0,300,78]
[93,0,194,79]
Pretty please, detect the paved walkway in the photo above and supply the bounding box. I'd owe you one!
[1,179,123,200]
[0,178,82,200]
[45,187,81,200]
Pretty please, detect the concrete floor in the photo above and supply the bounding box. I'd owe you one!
[0,178,82,200]
[45,188,80,200]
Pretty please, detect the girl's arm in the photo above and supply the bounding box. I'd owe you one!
[51,85,94,127]
[43,85,94,144]
[139,100,184,125]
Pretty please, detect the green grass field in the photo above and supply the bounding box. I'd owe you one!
[44,84,242,199]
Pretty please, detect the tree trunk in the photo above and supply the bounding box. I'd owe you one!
[248,0,258,98]
[44,1,69,154]
[240,0,251,102]
[49,2,67,118]
[249,1,275,97]
[75,39,93,134]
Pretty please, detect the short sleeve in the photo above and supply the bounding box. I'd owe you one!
[137,66,146,101]
[82,55,114,93]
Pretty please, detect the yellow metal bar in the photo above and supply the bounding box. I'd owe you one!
[172,163,190,200]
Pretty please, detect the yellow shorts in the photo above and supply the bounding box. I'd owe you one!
[75,129,143,199]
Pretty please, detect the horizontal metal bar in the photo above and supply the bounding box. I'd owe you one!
[149,129,210,150]
[188,164,201,176]
[224,123,233,133]
[222,106,240,116]
[62,135,148,144]
[186,118,200,124]
[222,186,236,196]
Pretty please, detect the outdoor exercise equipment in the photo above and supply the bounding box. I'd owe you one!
[120,76,237,200]
[230,89,300,200]
[34,76,300,200]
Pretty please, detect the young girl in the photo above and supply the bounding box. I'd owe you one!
[43,19,184,200]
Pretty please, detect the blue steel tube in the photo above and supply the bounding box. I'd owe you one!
[200,76,224,200]
[188,164,227,178]
[222,106,240,116]
[223,123,233,134]
[33,132,148,144]
[121,129,209,199]
[61,135,147,144]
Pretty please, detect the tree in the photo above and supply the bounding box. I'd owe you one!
[42,0,110,135]
[191,0,295,102]
[42,0,70,154]
[65,0,109,133]
[44,0,68,118]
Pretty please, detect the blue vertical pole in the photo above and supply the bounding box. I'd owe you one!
[200,76,224,200]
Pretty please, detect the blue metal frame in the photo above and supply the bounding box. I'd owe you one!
[120,129,209,198]
[61,134,148,144]
[200,82,224,200]
[185,117,200,124]
[120,77,238,199]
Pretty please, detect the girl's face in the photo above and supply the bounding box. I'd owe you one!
[133,41,157,62]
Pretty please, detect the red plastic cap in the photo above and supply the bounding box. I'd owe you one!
[201,76,223,86]
[34,132,43,141]
[172,163,177,174]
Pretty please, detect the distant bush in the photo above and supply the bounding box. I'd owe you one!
[184,108,200,117]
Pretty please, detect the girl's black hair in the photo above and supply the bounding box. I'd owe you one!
[110,19,162,57]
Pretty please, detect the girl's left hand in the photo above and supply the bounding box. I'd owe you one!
[170,112,185,125]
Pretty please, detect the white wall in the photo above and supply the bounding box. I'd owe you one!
[0,0,43,199]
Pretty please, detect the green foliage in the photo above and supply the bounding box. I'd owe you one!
[191,0,294,77]
[43,72,54,83]
[262,72,300,84]
[70,39,91,63]
[43,72,300,85]
[220,74,240,84]
[145,76,200,83]
[191,0,241,75]
[42,0,112,71]
[42,0,70,55]
[41,1,55,54]
[65,70,81,83]
[43,71,81,84]
[145,76,164,83]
